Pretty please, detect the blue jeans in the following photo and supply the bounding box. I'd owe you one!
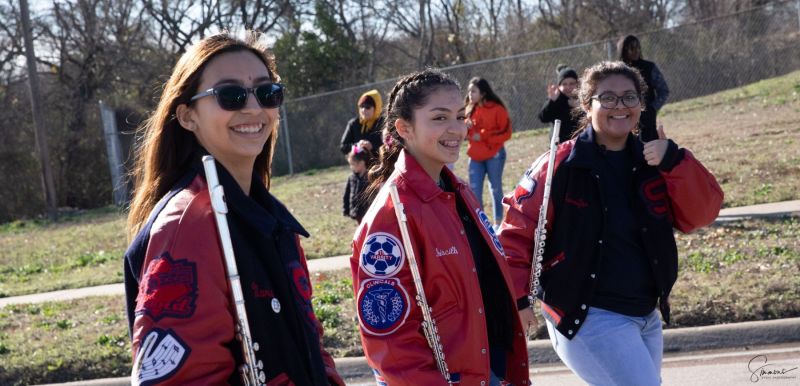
[545,307,663,386]
[468,147,506,224]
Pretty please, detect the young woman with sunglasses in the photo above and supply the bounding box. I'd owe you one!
[350,69,529,385]
[124,31,343,385]
[499,61,722,385]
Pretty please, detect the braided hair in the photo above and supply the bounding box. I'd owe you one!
[365,69,459,201]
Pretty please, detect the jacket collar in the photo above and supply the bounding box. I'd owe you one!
[195,155,309,238]
[563,125,646,169]
[395,150,466,202]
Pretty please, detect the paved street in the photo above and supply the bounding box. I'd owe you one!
[342,344,800,386]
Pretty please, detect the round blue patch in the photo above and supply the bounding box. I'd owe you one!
[360,232,405,278]
[476,208,505,256]
[357,278,410,336]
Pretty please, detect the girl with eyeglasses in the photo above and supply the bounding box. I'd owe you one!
[124,31,343,385]
[499,61,722,385]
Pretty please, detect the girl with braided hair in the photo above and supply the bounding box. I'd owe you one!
[350,69,529,385]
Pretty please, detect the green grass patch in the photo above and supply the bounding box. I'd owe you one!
[0,296,131,386]
[2,215,798,384]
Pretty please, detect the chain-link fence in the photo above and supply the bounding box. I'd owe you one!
[272,1,800,176]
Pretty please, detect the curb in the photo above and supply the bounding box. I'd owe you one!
[36,317,800,385]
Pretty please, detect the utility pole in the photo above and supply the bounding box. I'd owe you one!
[20,0,58,220]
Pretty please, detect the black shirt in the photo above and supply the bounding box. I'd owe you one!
[441,176,514,377]
[591,148,658,316]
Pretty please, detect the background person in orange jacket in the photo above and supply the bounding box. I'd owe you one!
[465,77,512,228]
[124,31,343,386]
[351,69,529,385]
[499,61,722,385]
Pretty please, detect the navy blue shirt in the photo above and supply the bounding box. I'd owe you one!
[591,148,658,316]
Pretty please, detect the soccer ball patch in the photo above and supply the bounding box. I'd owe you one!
[357,278,410,336]
[360,232,405,278]
[476,208,505,256]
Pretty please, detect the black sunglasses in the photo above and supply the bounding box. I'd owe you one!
[190,83,284,111]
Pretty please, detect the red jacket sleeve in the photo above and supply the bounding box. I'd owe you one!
[131,191,237,385]
[497,150,558,301]
[662,149,724,233]
[295,236,345,386]
[350,194,450,385]
[485,105,512,145]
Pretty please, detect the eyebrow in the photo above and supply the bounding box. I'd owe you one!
[213,76,273,86]
[429,107,466,113]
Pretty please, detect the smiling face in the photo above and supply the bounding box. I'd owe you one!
[559,77,578,97]
[396,86,467,180]
[178,50,277,173]
[587,74,642,150]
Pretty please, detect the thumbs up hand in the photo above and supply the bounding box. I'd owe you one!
[643,125,669,166]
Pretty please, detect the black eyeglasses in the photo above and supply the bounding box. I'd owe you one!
[190,83,284,110]
[591,92,641,109]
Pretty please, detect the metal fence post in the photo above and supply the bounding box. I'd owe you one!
[280,104,294,175]
[98,101,127,206]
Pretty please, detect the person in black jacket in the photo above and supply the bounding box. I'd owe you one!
[339,89,385,157]
[342,144,371,223]
[538,64,584,142]
[619,35,670,142]
[500,61,722,386]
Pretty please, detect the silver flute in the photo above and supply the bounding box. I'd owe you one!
[527,120,561,320]
[202,155,266,386]
[389,182,453,384]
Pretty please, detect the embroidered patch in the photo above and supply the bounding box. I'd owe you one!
[132,328,190,386]
[565,197,588,208]
[476,209,505,256]
[372,368,388,386]
[514,168,538,205]
[640,177,670,219]
[360,232,405,278]
[357,278,410,336]
[135,253,198,321]
[435,246,459,257]
[288,261,312,302]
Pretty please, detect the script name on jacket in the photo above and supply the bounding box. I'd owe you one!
[435,246,459,257]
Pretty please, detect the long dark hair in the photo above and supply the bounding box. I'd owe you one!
[575,61,648,134]
[364,69,459,201]
[127,31,279,240]
[617,35,641,63]
[465,77,506,117]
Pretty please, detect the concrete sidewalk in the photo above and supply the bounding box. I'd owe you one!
[37,317,800,385]
[2,200,798,308]
[0,254,351,308]
[716,199,800,222]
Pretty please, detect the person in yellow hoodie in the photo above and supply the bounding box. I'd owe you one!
[340,89,385,157]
